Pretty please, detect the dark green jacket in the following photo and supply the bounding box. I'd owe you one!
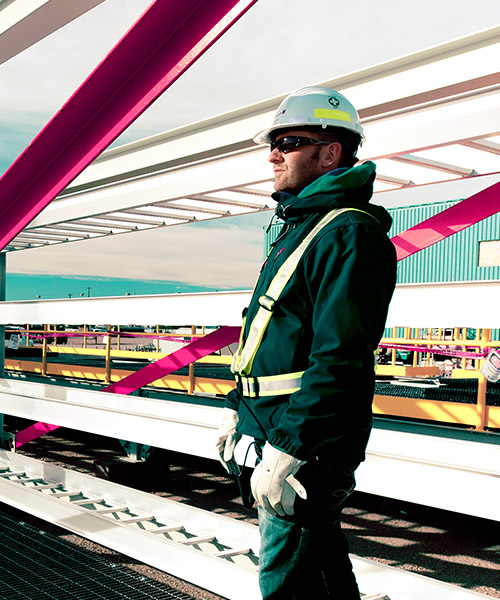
[226,161,396,467]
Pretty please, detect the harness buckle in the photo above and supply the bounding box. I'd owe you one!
[239,375,259,398]
[258,295,275,311]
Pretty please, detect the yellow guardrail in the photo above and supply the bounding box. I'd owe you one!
[377,327,499,431]
[6,324,499,432]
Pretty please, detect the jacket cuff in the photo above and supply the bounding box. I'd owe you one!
[268,431,306,460]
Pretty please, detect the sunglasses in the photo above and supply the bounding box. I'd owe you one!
[270,136,330,154]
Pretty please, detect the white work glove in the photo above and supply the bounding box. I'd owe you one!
[215,408,241,475]
[251,442,306,516]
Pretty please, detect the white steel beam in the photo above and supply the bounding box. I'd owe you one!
[386,281,500,328]
[0,379,498,521]
[0,451,261,600]
[360,92,500,160]
[0,281,498,328]
[0,451,492,599]
[15,28,498,235]
[0,0,105,65]
[352,556,491,600]
[356,428,500,521]
[0,378,243,462]
[391,154,477,177]
[64,27,500,190]
[28,150,271,228]
[463,139,500,154]
[1,28,496,252]
[22,87,499,231]
[375,172,500,209]
[0,290,251,326]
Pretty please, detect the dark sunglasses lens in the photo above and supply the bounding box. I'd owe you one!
[271,136,309,153]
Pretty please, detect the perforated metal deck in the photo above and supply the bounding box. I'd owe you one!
[0,510,195,600]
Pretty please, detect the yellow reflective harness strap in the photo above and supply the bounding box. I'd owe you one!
[238,371,305,398]
[233,207,369,377]
[231,314,247,373]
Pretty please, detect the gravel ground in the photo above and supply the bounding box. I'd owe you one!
[3,421,499,599]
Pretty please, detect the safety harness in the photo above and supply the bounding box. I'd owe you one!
[232,207,371,398]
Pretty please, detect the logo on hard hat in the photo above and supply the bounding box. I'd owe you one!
[328,97,340,107]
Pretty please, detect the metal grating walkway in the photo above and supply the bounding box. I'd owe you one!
[0,511,195,600]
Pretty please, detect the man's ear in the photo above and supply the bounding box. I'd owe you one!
[320,142,342,169]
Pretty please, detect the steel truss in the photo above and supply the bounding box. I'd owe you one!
[0,450,492,600]
[0,379,498,521]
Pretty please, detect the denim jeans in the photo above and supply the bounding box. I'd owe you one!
[257,466,360,600]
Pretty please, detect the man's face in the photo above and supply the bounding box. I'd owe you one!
[268,129,332,195]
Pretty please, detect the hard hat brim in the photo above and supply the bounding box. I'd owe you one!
[253,123,365,146]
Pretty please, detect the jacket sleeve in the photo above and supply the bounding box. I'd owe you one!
[225,387,240,411]
[268,219,396,464]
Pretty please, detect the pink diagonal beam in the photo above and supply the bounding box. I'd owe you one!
[392,180,500,261]
[15,326,241,447]
[0,0,259,251]
[104,326,240,395]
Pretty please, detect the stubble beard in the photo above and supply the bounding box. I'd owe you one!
[274,147,322,195]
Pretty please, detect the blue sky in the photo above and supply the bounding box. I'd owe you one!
[1,0,499,300]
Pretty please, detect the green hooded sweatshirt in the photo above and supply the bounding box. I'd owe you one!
[227,161,397,467]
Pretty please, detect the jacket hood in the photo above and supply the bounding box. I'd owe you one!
[272,160,392,232]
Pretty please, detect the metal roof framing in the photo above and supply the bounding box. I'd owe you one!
[1,448,494,599]
[1,26,498,252]
[1,380,498,522]
[0,0,260,251]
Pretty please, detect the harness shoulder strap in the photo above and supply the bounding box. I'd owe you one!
[232,207,370,376]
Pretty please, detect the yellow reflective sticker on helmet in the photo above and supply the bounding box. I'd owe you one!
[314,109,351,122]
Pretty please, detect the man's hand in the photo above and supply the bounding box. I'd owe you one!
[215,408,241,475]
[251,442,306,516]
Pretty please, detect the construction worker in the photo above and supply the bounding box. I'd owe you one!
[216,86,397,599]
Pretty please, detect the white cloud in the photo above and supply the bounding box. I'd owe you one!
[6,211,272,289]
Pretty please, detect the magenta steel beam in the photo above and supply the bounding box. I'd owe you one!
[0,0,259,251]
[104,325,240,395]
[392,180,500,261]
[15,326,241,447]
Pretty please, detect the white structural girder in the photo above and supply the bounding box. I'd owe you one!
[0,379,498,521]
[12,26,498,248]
[0,378,257,465]
[361,93,500,161]
[0,281,499,328]
[352,556,491,600]
[0,450,261,600]
[375,172,500,209]
[29,150,272,229]
[0,450,494,599]
[0,290,251,327]
[386,281,500,328]
[66,112,272,190]
[0,0,105,65]
[65,27,500,190]
[357,428,500,521]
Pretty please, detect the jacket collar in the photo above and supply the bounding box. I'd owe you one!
[270,161,392,232]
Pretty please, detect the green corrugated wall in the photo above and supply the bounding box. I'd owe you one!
[264,200,500,284]
[389,200,500,284]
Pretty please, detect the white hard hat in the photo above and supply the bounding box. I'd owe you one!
[254,86,364,145]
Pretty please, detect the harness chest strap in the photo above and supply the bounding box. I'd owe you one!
[236,371,305,398]
[232,207,371,386]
